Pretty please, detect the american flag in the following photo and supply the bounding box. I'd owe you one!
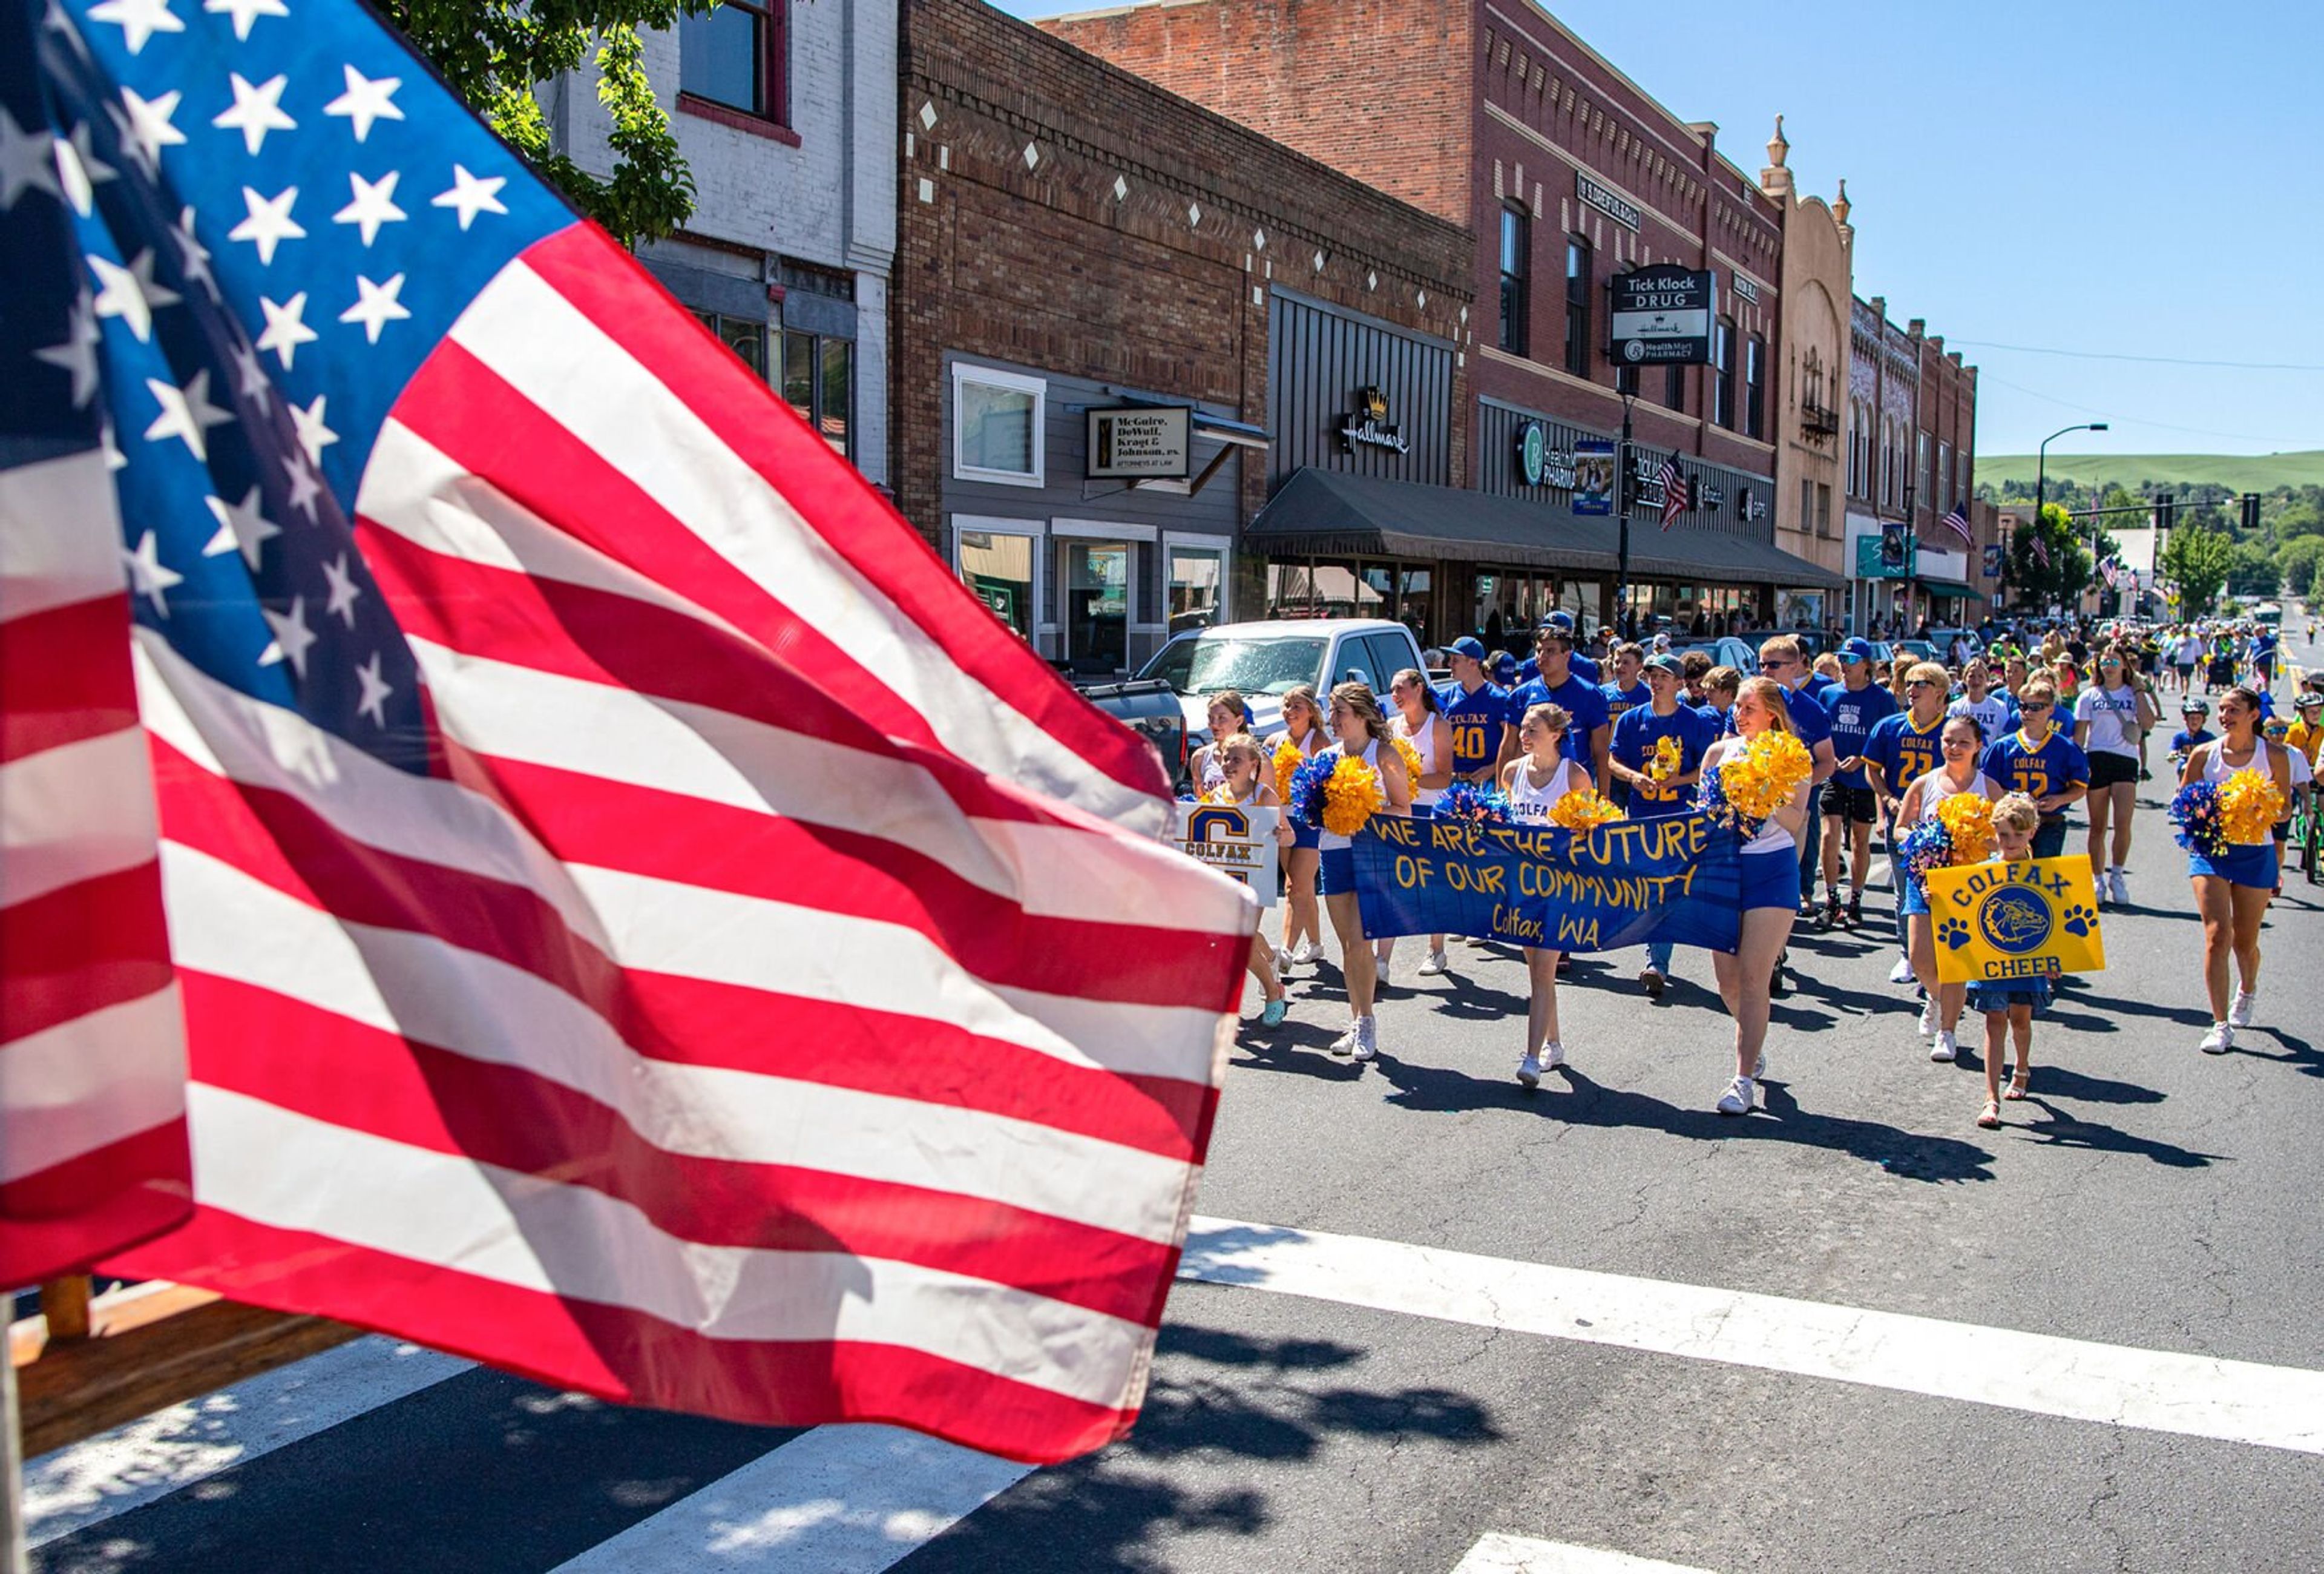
[2,0,1254,1464]
[1940,499,1972,547]
[2030,530,2052,569]
[1656,453,1689,529]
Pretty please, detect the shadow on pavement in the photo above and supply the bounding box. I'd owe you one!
[2015,1099,2227,1168]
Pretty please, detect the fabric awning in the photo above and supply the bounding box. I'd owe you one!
[1916,578,1985,601]
[1245,468,1848,589]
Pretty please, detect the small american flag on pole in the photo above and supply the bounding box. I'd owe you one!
[1940,500,1972,547]
[2031,532,2052,568]
[5,0,1255,1464]
[1656,453,1689,529]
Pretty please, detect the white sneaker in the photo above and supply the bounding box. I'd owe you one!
[1889,956,1918,986]
[1929,1029,1957,1063]
[1515,1052,1542,1089]
[2199,1021,2234,1055]
[1272,948,1294,974]
[1918,998,1939,1037]
[1351,1016,1377,1062]
[1753,1050,1767,1080]
[2108,869,2130,906]
[1716,1075,1757,1116]
[1417,949,1450,976]
[1540,1040,1567,1070]
[1293,940,1322,965]
[1328,1022,1361,1057]
[2230,990,2256,1029]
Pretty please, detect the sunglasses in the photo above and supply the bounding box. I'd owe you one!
[1907,679,1939,689]
[2023,701,2053,711]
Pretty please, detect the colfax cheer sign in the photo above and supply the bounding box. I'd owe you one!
[1352,812,1743,953]
[1925,856,2107,984]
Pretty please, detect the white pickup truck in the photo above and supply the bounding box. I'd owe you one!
[1131,619,1431,746]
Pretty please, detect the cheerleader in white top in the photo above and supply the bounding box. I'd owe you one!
[2182,686,2294,1053]
[1499,703,1587,1088]
[1695,679,1815,1116]
[1376,667,1457,983]
[1316,682,1413,1062]
[1273,685,1330,971]
[1896,713,2006,1064]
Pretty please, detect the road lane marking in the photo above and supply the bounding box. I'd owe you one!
[1180,1217,2324,1457]
[1452,1535,1715,1573]
[25,1336,472,1546]
[544,1423,1031,1573]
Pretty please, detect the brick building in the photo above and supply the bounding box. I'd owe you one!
[1045,0,1843,642]
[548,0,896,484]
[894,0,1472,672]
[1842,288,1982,635]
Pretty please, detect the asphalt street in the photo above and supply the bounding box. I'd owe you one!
[28,621,2324,1574]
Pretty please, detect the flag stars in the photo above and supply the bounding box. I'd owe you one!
[87,0,183,54]
[121,530,185,616]
[0,106,60,211]
[171,205,218,300]
[339,272,410,344]
[255,290,318,369]
[353,651,392,727]
[204,0,287,42]
[289,394,337,466]
[323,64,403,143]
[228,337,271,404]
[203,485,281,570]
[332,170,405,246]
[88,248,180,343]
[33,290,102,407]
[321,553,361,625]
[53,122,116,217]
[107,85,184,177]
[432,164,507,231]
[143,368,232,461]
[260,596,318,680]
[228,184,304,265]
[213,73,297,156]
[281,449,324,522]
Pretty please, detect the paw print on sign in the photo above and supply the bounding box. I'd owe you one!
[1938,917,1973,950]
[2061,903,2098,938]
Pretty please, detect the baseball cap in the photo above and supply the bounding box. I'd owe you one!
[1838,637,1875,664]
[1446,636,1488,664]
[1540,610,1577,632]
[1643,652,1684,677]
[1491,652,1519,685]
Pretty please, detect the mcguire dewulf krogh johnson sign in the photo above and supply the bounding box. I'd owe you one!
[1086,406,1192,479]
[1610,264,1716,366]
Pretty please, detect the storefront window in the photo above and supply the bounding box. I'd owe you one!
[1064,541,1129,673]
[957,527,1036,640]
[1167,543,1224,633]
[1395,567,1431,647]
[783,330,853,460]
[692,309,767,379]
[954,365,1044,485]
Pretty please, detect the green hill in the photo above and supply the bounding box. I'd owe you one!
[1976,451,2324,495]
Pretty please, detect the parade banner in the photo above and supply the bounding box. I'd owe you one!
[1925,856,2107,984]
[1351,812,1742,952]
[1173,803,1282,906]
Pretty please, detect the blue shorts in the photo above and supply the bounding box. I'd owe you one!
[1966,976,2053,1015]
[2190,841,2276,889]
[1318,846,1358,897]
[1739,850,1797,912]
[1291,820,1321,850]
[1901,876,1931,918]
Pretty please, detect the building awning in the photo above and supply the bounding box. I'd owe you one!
[1245,468,1846,589]
[1917,578,1985,601]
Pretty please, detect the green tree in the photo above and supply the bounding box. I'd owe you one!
[2277,536,2324,598]
[386,1,713,249]
[2007,501,2095,608]
[2161,525,2235,617]
[2276,501,2324,541]
[2227,539,2280,598]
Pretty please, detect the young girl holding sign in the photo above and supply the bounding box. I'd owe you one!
[1973,794,2047,1129]
[1319,682,1413,1062]
[1698,679,1813,1116]
[1500,703,1586,1088]
[1209,735,1292,1028]
[1898,714,2006,1065]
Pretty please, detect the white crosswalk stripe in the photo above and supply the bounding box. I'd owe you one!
[1449,1536,1715,1574]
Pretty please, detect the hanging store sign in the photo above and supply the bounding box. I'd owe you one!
[1515,421,1577,490]
[1742,491,1767,522]
[1610,264,1715,365]
[1577,171,1641,233]
[1337,385,1411,455]
[1730,273,1761,305]
[1696,482,1727,513]
[1086,406,1192,479]
[1573,438,1616,516]
[1856,533,1914,580]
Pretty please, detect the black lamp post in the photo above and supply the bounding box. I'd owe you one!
[2034,421,2109,612]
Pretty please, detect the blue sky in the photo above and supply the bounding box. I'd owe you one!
[994,0,2324,463]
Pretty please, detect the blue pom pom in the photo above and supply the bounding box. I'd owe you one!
[1287,752,1338,830]
[1436,780,1512,824]
[2169,782,2227,858]
[1896,818,1954,883]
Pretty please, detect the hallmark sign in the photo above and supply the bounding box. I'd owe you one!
[1338,386,1411,455]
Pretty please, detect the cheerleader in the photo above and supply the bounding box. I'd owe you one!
[1316,682,1413,1062]
[1208,735,1292,1028]
[1499,703,1586,1087]
[1189,690,1252,796]
[1273,685,1328,970]
[1896,714,2006,1064]
[1376,668,1457,981]
[2073,647,2156,906]
[1696,678,1813,1116]
[2182,687,2294,1053]
[1973,795,2048,1128]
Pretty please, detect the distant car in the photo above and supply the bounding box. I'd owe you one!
[1134,618,1429,745]
[1670,636,1759,674]
[1891,639,1940,665]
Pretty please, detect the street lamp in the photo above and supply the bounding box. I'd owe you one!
[2033,422,2108,614]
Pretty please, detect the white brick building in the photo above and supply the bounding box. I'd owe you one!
[547,1,897,486]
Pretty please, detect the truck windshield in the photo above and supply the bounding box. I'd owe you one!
[1140,634,1330,697]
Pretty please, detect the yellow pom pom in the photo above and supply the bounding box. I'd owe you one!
[2218,767,2286,845]
[1391,734,1425,789]
[1321,756,1384,837]
[1934,792,1995,864]
[1272,736,1303,800]
[1649,734,1682,783]
[1548,788,1625,832]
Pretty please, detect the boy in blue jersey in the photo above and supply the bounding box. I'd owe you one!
[1863,661,1952,981]
[1817,638,1899,927]
[1515,611,1601,686]
[1981,679,2090,860]
[1503,624,1610,789]
[1611,653,1714,997]
[2167,697,2216,774]
[1598,643,1651,806]
[1439,637,1513,786]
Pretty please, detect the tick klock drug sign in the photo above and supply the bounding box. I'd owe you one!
[1610,265,1716,366]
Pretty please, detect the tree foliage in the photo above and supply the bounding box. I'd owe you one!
[2277,536,2324,598]
[2161,525,2234,617]
[2226,539,2280,599]
[2007,501,2096,608]
[385,0,712,249]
